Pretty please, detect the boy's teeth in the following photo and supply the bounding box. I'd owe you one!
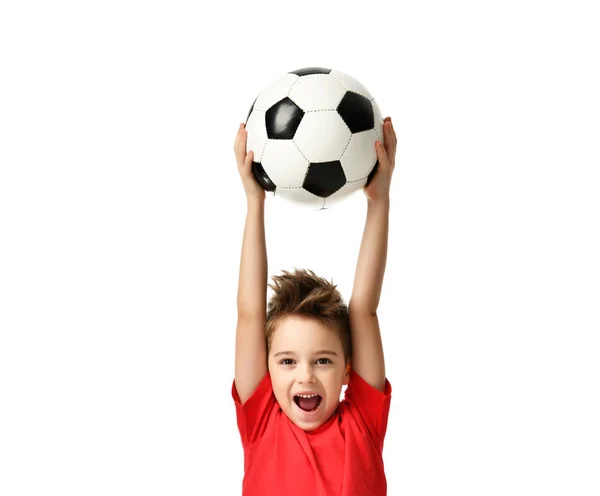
[297,394,318,398]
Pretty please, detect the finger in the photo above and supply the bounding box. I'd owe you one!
[375,140,389,167]
[234,123,245,145]
[235,126,247,161]
[385,116,396,133]
[235,122,246,141]
[383,121,391,140]
[239,150,254,172]
[385,119,396,140]
[383,119,397,156]
[234,129,241,152]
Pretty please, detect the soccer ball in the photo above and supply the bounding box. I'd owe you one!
[244,67,384,210]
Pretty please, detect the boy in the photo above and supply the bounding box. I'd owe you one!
[232,117,397,495]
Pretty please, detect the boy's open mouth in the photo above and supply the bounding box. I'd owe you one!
[294,395,322,412]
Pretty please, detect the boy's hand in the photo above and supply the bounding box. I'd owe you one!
[364,117,397,203]
[234,123,265,203]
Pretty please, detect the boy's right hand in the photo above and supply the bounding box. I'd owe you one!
[234,123,265,203]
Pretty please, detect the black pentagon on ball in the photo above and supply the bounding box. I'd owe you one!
[289,67,332,76]
[337,92,374,133]
[303,161,346,198]
[265,97,305,139]
[252,161,276,192]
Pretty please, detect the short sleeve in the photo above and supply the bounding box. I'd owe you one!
[343,368,392,441]
[231,371,277,447]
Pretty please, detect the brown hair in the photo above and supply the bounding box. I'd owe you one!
[265,268,352,364]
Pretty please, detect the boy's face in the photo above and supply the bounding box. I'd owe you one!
[267,314,351,432]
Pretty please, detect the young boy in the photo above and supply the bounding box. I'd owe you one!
[232,117,397,495]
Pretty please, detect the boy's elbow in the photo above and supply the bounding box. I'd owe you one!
[349,303,378,318]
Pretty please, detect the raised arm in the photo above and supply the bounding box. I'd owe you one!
[348,117,397,392]
[234,123,268,404]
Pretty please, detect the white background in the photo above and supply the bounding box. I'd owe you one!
[1,0,599,494]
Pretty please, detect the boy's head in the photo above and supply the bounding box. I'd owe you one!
[265,268,352,432]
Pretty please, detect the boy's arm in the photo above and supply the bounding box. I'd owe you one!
[348,200,389,393]
[234,124,268,404]
[348,117,397,393]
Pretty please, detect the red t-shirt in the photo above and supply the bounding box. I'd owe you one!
[231,368,392,495]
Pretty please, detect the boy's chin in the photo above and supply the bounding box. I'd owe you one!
[292,415,325,431]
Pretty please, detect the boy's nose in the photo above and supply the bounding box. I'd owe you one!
[296,364,316,383]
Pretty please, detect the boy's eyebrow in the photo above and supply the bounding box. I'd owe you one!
[273,350,338,357]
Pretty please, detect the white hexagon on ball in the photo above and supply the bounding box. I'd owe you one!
[288,74,347,111]
[324,177,368,208]
[330,69,374,101]
[293,112,351,163]
[253,73,298,112]
[341,128,379,182]
[261,139,309,189]
[275,187,325,210]
[245,110,268,161]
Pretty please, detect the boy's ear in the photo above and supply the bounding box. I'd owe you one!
[343,361,352,385]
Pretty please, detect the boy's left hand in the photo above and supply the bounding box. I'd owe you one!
[363,116,397,202]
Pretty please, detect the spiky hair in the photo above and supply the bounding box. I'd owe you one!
[265,268,352,364]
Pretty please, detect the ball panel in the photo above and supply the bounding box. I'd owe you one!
[337,92,374,133]
[251,162,276,192]
[289,67,332,77]
[293,112,352,162]
[365,160,379,187]
[265,98,304,139]
[245,109,268,162]
[254,73,299,112]
[340,129,379,181]
[372,98,385,143]
[274,187,326,210]
[324,177,368,208]
[287,74,347,111]
[329,69,374,101]
[261,139,309,188]
[245,96,257,124]
[303,161,346,198]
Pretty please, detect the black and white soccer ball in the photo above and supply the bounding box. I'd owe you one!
[245,67,384,210]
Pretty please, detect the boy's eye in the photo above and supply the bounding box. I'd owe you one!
[279,358,332,365]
